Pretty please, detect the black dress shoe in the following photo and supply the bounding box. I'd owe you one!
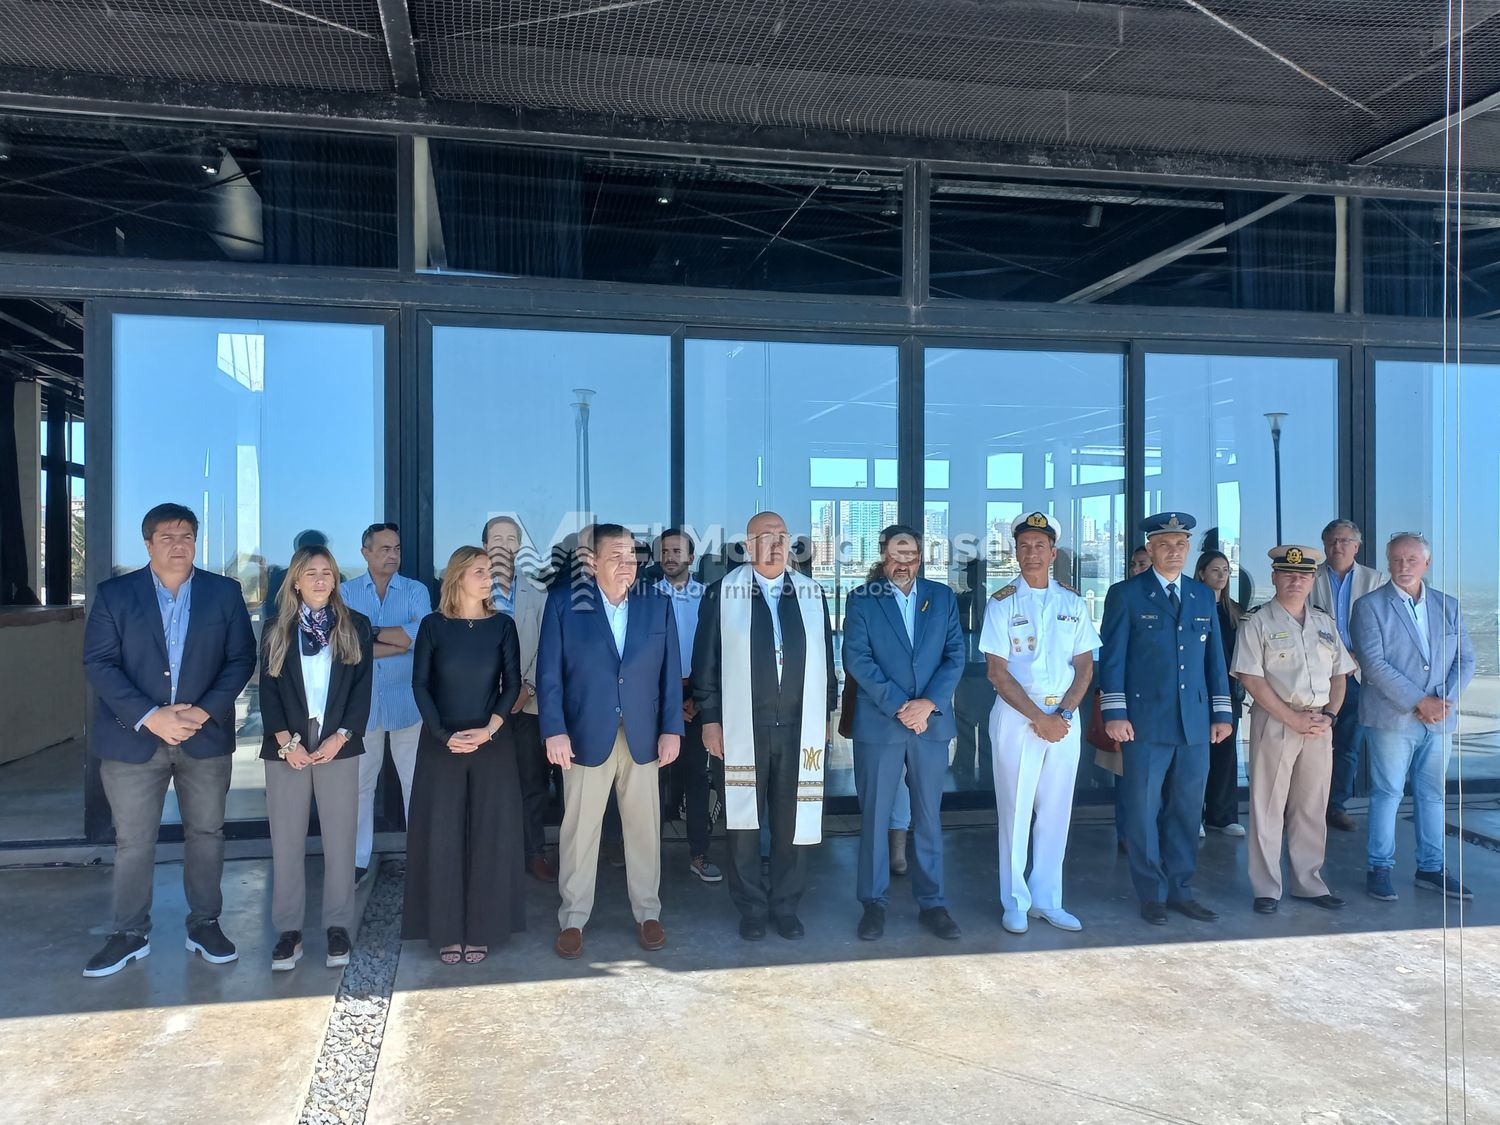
[775,915,805,940]
[1253,898,1279,915]
[918,907,962,941]
[1141,902,1168,925]
[1293,893,1346,910]
[1326,810,1356,832]
[739,916,767,941]
[857,903,885,941]
[1169,899,1219,922]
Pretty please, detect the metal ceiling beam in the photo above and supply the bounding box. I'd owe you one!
[0,307,78,353]
[1058,194,1302,304]
[6,69,1500,202]
[1353,88,1500,166]
[375,0,423,98]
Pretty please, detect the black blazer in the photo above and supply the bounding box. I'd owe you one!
[258,610,375,761]
[692,570,838,729]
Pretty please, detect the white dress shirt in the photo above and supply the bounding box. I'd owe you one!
[300,644,334,727]
[601,589,629,658]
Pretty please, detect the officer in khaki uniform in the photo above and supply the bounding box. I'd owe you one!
[1231,545,1356,914]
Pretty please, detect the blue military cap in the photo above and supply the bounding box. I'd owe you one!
[1140,511,1196,538]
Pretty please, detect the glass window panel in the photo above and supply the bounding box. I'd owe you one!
[810,457,870,489]
[1375,359,1500,785]
[0,113,397,267]
[926,347,1125,799]
[1363,200,1500,318]
[930,174,1339,312]
[1145,351,1339,788]
[431,327,671,578]
[112,313,386,822]
[685,339,900,798]
[424,141,902,296]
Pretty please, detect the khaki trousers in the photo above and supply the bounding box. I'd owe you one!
[1247,707,1333,900]
[557,726,662,930]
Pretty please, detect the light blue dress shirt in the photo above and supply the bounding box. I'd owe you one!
[136,569,193,729]
[339,571,431,731]
[656,576,703,667]
[1404,586,1432,662]
[490,576,516,618]
[601,589,629,657]
[890,581,917,644]
[1328,566,1355,649]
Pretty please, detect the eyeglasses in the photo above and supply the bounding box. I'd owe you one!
[1326,537,1360,547]
[363,522,400,538]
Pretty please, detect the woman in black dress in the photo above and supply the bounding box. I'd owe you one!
[402,545,524,964]
[1195,550,1246,836]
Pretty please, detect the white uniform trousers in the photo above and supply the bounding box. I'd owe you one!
[989,698,1080,914]
[355,720,422,868]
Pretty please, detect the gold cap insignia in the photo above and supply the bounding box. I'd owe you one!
[1286,547,1303,565]
[1026,512,1048,528]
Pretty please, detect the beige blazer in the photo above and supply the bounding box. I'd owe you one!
[512,577,547,715]
[1309,561,1385,679]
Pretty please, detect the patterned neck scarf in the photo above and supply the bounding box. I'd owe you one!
[299,603,333,656]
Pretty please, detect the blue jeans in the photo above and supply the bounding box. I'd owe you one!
[889,771,911,830]
[1328,676,1366,813]
[1365,725,1450,872]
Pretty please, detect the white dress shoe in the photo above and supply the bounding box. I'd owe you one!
[1199,824,1206,838]
[1001,910,1029,934]
[1028,907,1083,932]
[1208,822,1247,837]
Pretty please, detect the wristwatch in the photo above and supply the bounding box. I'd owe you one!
[1057,708,1075,722]
[336,727,354,741]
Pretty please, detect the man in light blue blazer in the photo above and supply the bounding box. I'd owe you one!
[1350,531,1475,902]
[841,525,965,942]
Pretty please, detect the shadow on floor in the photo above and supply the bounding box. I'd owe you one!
[2,810,1495,1021]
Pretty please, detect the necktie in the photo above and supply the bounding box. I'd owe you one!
[1167,582,1181,615]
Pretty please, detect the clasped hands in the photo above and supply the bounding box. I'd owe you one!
[896,698,937,735]
[144,703,211,746]
[275,729,347,769]
[448,722,499,754]
[1415,695,1453,724]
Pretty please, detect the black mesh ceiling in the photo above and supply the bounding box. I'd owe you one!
[4,0,1500,171]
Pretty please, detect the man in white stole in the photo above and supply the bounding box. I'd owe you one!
[693,512,837,941]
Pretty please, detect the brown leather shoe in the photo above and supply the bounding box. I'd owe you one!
[637,919,666,951]
[555,928,583,960]
[528,854,559,882]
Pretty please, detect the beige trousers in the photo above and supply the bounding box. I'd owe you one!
[1247,707,1333,900]
[557,726,662,930]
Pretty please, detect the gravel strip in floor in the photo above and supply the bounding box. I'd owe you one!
[299,859,405,1125]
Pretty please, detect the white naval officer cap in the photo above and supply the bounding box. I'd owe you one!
[1010,511,1060,541]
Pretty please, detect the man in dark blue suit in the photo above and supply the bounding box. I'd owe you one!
[537,523,684,960]
[81,503,256,977]
[841,524,965,942]
[1100,512,1234,926]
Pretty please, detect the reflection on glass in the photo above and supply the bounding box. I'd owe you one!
[1375,360,1500,785]
[431,327,671,579]
[1145,352,1339,783]
[925,347,1125,798]
[112,314,385,822]
[684,339,900,797]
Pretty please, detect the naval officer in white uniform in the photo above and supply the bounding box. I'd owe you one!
[979,512,1099,934]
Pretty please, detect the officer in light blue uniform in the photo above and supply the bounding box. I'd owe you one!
[1099,512,1235,925]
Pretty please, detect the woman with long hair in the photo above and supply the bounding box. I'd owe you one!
[1195,549,1247,837]
[402,546,524,964]
[259,545,374,972]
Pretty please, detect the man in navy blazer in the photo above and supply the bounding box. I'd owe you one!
[537,523,683,960]
[1100,511,1234,926]
[1351,531,1475,902]
[81,503,256,977]
[841,525,965,942]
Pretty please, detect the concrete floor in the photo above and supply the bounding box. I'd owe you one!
[3,816,1498,1124]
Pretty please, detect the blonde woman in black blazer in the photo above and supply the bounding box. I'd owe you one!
[259,545,374,972]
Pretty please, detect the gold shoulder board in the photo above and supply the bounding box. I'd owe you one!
[992,584,1017,601]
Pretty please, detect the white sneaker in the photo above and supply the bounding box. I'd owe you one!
[1001,910,1029,934]
[1199,824,1206,839]
[1208,822,1247,838]
[1028,907,1083,932]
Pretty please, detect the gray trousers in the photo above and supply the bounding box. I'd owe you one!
[100,746,233,936]
[265,754,360,933]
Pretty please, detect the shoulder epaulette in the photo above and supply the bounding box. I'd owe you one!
[1245,603,1264,615]
[992,583,1017,601]
[1057,580,1080,595]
